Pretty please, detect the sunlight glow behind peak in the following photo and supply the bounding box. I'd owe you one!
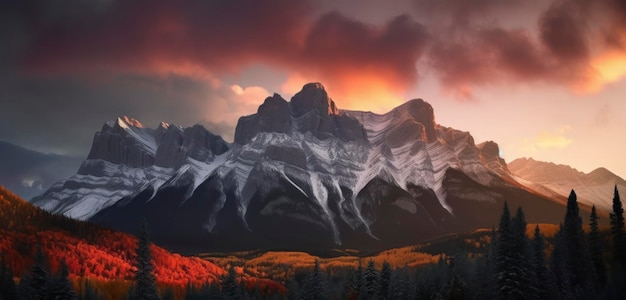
[281,73,405,113]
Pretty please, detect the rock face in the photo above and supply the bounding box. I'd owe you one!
[32,118,229,220]
[234,94,291,145]
[33,82,575,252]
[478,141,509,175]
[86,117,156,168]
[234,83,366,144]
[290,82,339,116]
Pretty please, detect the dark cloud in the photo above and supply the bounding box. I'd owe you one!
[12,0,310,75]
[0,73,244,155]
[539,1,589,62]
[2,0,626,154]
[414,0,626,96]
[11,0,428,94]
[480,29,549,81]
[301,12,428,90]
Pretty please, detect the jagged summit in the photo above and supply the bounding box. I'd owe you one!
[104,116,144,129]
[290,82,339,116]
[234,83,365,144]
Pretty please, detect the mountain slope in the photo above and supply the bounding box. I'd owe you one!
[509,158,626,212]
[0,186,282,294]
[0,141,82,200]
[33,83,583,252]
[31,117,229,220]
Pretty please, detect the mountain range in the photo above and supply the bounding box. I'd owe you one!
[0,141,82,200]
[29,83,622,253]
[509,158,626,212]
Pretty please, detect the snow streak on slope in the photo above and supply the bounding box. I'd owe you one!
[33,159,174,219]
[33,88,511,246]
[345,102,500,214]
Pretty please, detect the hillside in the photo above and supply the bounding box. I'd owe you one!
[0,186,283,299]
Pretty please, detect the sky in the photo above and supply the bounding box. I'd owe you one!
[1,0,625,178]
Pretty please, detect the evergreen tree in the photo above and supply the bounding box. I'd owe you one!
[550,225,572,299]
[589,205,607,287]
[46,260,76,300]
[561,190,596,298]
[494,202,525,300]
[379,261,391,299]
[344,261,362,299]
[360,260,378,299]
[0,252,17,300]
[222,265,241,300]
[133,221,159,300]
[285,279,300,300]
[446,252,471,299]
[30,245,48,300]
[389,267,410,300]
[301,260,327,300]
[610,185,626,265]
[17,273,34,300]
[532,225,551,300]
[475,227,497,299]
[511,207,532,292]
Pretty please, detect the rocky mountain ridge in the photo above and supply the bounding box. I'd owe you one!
[31,83,586,252]
[509,157,626,212]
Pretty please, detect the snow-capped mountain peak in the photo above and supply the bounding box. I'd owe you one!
[33,82,570,252]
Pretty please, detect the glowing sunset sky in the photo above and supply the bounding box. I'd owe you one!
[1,0,625,178]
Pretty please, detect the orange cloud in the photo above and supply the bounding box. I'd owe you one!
[582,50,626,93]
[522,126,573,153]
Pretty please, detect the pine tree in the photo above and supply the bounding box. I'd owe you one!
[17,273,34,300]
[133,221,159,300]
[360,260,378,299]
[550,225,572,299]
[379,261,391,299]
[389,267,411,300]
[344,261,362,299]
[222,265,241,300]
[610,185,626,265]
[301,260,327,300]
[46,260,76,300]
[476,227,497,299]
[532,225,551,299]
[494,202,525,300]
[0,252,17,300]
[589,205,607,287]
[511,207,532,293]
[561,190,596,298]
[30,245,48,300]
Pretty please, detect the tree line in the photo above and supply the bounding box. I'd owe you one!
[283,186,626,299]
[2,186,625,299]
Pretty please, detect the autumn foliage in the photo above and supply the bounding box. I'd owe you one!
[0,186,284,298]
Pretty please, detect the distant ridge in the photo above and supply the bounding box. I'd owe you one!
[509,157,626,212]
[0,141,82,200]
